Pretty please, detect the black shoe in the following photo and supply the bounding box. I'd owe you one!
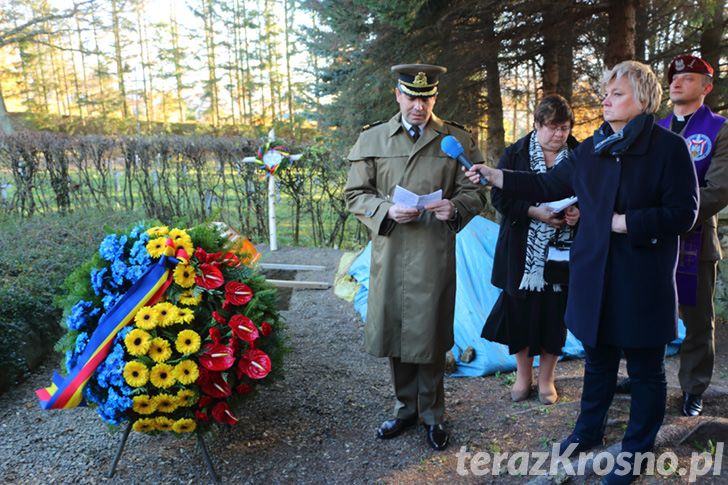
[424,423,449,450]
[614,377,631,394]
[682,392,703,416]
[556,433,598,457]
[601,453,638,484]
[377,416,418,439]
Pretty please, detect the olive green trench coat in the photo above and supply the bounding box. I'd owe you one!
[345,113,487,363]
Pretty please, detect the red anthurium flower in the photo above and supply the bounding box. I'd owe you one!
[236,383,251,394]
[238,349,271,380]
[194,247,210,262]
[229,315,259,342]
[212,401,238,425]
[209,327,221,344]
[198,395,213,408]
[222,300,232,311]
[211,251,240,267]
[195,263,224,289]
[197,368,211,385]
[212,311,226,325]
[260,321,272,337]
[225,282,253,306]
[199,343,235,371]
[201,372,232,398]
[229,338,239,354]
[195,410,210,421]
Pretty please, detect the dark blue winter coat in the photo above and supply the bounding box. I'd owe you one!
[501,118,699,349]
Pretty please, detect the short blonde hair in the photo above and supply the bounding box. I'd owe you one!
[601,61,662,114]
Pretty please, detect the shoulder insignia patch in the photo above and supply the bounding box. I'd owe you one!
[444,120,471,133]
[362,120,384,131]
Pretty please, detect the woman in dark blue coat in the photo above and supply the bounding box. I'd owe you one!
[467,61,699,485]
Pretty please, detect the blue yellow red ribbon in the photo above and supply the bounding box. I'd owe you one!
[36,240,181,410]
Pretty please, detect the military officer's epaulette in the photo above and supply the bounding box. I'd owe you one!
[444,120,471,133]
[361,120,384,131]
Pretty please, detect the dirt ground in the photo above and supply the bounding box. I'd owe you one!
[1,244,727,484]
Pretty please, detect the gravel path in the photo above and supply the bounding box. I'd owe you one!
[2,245,727,484]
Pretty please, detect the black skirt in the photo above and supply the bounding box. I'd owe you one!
[482,287,568,356]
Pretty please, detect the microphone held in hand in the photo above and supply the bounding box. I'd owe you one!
[440,136,487,186]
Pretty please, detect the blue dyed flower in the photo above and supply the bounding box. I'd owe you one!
[110,259,127,287]
[129,239,151,266]
[90,267,109,296]
[99,234,128,262]
[65,350,77,372]
[74,332,89,356]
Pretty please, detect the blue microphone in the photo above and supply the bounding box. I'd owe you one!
[440,136,487,186]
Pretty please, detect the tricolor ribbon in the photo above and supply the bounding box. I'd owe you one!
[36,239,182,410]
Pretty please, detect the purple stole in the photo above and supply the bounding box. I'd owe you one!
[658,105,727,305]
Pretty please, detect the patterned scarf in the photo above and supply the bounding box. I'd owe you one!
[519,131,573,292]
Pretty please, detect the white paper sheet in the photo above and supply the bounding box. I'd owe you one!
[543,196,577,213]
[393,185,443,210]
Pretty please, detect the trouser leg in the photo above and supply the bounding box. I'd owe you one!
[573,344,620,444]
[621,346,666,453]
[389,354,446,425]
[389,357,418,420]
[417,352,446,426]
[679,261,717,396]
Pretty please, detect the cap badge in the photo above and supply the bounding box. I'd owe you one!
[675,59,685,72]
[413,72,428,87]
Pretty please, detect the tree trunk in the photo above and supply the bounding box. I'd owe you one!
[0,84,13,133]
[111,0,130,118]
[605,0,636,68]
[483,12,505,164]
[700,0,723,111]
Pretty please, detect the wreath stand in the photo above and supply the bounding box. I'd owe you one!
[107,421,221,484]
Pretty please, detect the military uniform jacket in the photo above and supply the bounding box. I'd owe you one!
[345,113,487,363]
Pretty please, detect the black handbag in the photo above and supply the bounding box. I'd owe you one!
[543,230,571,285]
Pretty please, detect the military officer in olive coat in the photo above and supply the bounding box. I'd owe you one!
[345,64,487,450]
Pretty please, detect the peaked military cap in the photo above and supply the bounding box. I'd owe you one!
[667,55,713,84]
[392,64,447,97]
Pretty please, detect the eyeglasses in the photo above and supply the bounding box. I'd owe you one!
[541,124,571,134]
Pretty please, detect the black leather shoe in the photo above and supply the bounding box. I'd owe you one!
[377,416,418,439]
[556,433,598,457]
[424,423,449,450]
[601,453,638,484]
[614,377,631,394]
[682,392,703,416]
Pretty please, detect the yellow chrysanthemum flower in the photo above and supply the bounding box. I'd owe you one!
[148,337,173,363]
[173,360,199,385]
[132,418,156,433]
[146,237,167,259]
[173,264,196,288]
[124,328,152,356]
[146,225,169,238]
[172,418,197,433]
[154,302,179,328]
[154,416,175,432]
[132,394,156,415]
[134,307,159,330]
[178,289,202,306]
[176,389,198,407]
[123,361,149,387]
[152,393,179,413]
[149,363,176,388]
[175,329,201,354]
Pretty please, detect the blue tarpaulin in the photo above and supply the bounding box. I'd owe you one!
[348,216,685,377]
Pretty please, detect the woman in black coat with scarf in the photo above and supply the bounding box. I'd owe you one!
[485,95,580,405]
[466,61,699,485]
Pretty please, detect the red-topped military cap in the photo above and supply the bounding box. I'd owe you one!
[667,55,713,84]
[392,64,446,97]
